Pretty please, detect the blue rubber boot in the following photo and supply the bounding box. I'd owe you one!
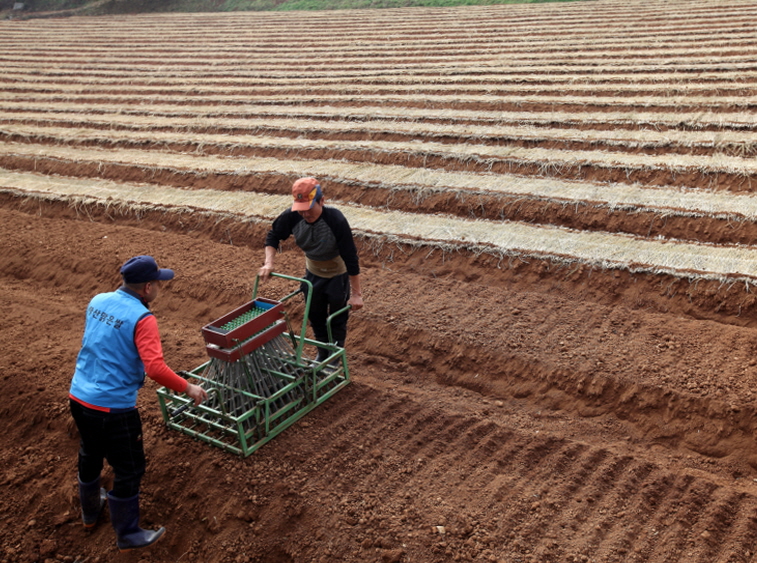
[107,492,165,552]
[78,475,106,528]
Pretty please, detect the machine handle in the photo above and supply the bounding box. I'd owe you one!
[326,304,352,345]
[170,403,189,418]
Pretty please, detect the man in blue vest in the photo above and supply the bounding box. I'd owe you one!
[69,255,207,552]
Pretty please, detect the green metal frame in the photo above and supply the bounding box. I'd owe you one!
[156,273,350,457]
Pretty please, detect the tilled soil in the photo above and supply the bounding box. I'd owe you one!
[4,201,757,563]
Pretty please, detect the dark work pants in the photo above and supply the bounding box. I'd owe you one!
[301,270,350,360]
[70,399,146,499]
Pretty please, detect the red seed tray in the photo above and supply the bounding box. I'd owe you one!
[201,298,284,348]
[205,319,287,363]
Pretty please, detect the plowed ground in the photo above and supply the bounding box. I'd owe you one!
[5,2,757,563]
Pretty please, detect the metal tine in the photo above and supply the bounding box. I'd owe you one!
[268,337,300,376]
[253,341,292,409]
[246,349,286,411]
[274,334,316,378]
[216,362,235,415]
[257,340,295,404]
[200,361,224,422]
[277,335,309,372]
[272,333,326,392]
[257,348,286,408]
[244,350,272,397]
[228,363,247,417]
[239,360,260,408]
[221,360,252,419]
[254,343,283,391]
[271,336,307,401]
[236,357,259,396]
[235,361,258,419]
[224,361,250,427]
[268,353,296,407]
[268,336,308,400]
[250,348,286,420]
[249,357,271,414]
[222,363,238,402]
[243,351,280,419]
[236,360,254,394]
[226,355,256,401]
[269,336,302,380]
[234,374,258,430]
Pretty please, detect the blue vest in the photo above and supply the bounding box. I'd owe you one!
[70,288,151,409]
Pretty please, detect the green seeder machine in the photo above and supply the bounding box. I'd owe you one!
[156,273,350,456]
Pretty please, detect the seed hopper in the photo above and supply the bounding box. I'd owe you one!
[156,273,350,456]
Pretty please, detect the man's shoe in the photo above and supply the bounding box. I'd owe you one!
[78,475,106,528]
[108,492,165,552]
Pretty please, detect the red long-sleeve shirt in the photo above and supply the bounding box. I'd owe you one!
[135,314,188,393]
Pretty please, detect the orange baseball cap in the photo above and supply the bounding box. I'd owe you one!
[291,177,322,211]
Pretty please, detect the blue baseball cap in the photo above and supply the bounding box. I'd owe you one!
[120,255,174,284]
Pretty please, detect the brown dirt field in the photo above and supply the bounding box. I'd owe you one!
[5,1,757,562]
[7,197,757,563]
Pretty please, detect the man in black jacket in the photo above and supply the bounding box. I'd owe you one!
[258,177,363,362]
